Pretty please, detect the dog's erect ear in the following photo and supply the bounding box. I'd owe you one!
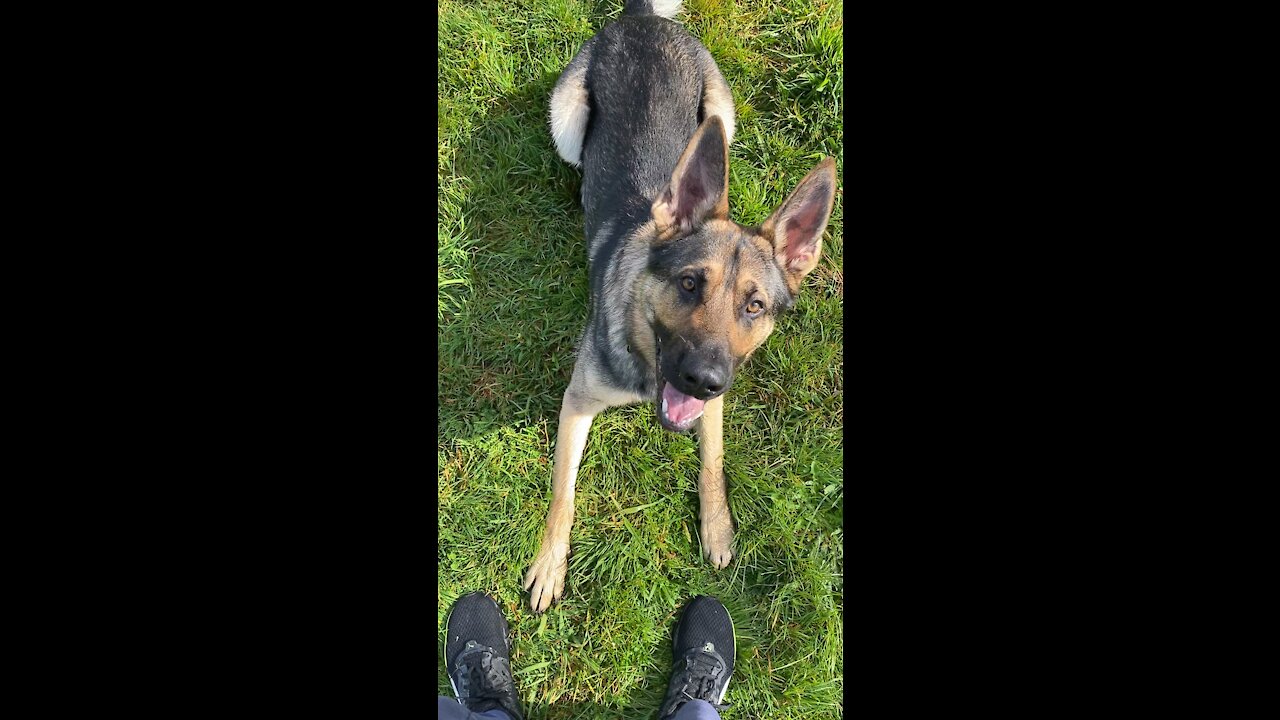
[761,157,836,286]
[652,116,730,242]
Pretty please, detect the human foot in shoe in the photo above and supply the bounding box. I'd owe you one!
[657,595,736,718]
[444,592,524,720]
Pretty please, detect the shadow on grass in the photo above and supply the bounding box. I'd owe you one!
[436,589,686,720]
[437,68,703,701]
[438,15,843,716]
[439,56,673,720]
[436,670,673,720]
[438,73,588,445]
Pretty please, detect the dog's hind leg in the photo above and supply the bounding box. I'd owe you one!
[696,395,734,568]
[549,37,598,167]
[697,47,736,147]
[524,368,608,612]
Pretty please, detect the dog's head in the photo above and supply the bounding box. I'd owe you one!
[641,116,837,432]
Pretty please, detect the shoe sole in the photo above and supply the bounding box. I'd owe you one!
[719,608,736,705]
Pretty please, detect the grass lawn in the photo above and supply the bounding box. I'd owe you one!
[438,1,843,717]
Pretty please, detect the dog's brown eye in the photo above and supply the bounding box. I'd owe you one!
[747,300,764,316]
[680,277,696,292]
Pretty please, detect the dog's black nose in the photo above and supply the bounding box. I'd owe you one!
[681,363,728,399]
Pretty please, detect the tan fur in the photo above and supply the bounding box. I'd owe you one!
[525,116,838,612]
[549,37,596,168]
[699,68,736,147]
[649,219,778,365]
[695,44,736,146]
[523,365,610,613]
[697,395,733,567]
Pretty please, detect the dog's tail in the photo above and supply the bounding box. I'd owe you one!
[624,0,682,19]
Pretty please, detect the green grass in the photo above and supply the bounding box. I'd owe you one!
[439,0,843,717]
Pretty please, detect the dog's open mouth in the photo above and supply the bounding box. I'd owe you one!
[659,381,705,433]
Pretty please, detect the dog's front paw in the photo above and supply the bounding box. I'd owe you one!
[523,543,568,613]
[700,510,734,569]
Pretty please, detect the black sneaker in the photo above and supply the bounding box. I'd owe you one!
[444,592,524,720]
[657,596,736,718]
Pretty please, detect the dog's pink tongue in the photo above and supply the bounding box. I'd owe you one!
[663,383,706,426]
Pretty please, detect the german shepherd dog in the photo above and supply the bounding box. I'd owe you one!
[525,0,837,612]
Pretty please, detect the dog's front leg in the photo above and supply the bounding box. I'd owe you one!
[697,395,734,568]
[524,382,601,612]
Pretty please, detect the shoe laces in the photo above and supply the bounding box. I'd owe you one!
[454,641,516,706]
[663,642,732,715]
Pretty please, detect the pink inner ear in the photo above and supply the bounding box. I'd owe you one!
[675,174,706,221]
[679,181,705,215]
[782,202,824,267]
